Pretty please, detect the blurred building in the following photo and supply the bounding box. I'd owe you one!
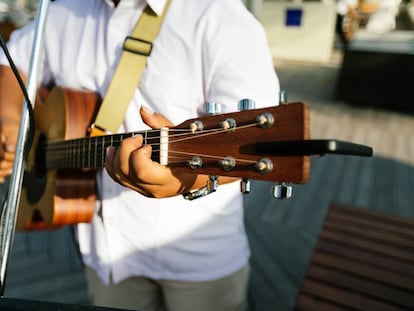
[0,0,37,40]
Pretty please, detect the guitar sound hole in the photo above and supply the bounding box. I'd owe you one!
[23,133,47,204]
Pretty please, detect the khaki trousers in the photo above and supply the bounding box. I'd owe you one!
[86,264,250,311]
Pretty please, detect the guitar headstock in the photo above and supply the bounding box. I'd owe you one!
[168,102,311,184]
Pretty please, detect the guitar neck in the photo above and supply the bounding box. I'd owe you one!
[35,100,313,183]
[43,129,162,170]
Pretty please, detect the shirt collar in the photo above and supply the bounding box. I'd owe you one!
[145,0,168,16]
[104,0,168,15]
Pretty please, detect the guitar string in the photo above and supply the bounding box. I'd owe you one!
[166,151,255,164]
[40,123,260,150]
[42,123,256,148]
[39,122,261,168]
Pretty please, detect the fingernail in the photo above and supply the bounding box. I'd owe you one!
[141,106,154,115]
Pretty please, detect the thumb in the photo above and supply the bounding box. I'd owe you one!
[140,106,174,129]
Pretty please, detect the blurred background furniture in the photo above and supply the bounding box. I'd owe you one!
[295,202,414,310]
[336,30,414,114]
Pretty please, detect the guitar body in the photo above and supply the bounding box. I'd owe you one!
[18,87,100,230]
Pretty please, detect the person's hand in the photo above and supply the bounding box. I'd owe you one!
[104,106,198,198]
[0,118,19,183]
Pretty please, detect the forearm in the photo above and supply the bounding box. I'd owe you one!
[0,64,26,181]
[0,64,25,121]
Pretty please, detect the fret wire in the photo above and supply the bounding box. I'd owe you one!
[84,137,87,168]
[71,139,74,168]
[93,137,98,167]
[59,141,62,168]
[72,139,75,168]
[75,139,79,168]
[80,139,82,168]
[62,141,65,168]
[60,141,63,168]
[60,142,63,165]
[80,140,83,168]
[68,141,70,168]
[77,139,80,168]
[71,140,74,168]
[84,138,87,168]
[71,141,73,167]
[78,138,81,168]
[69,141,76,167]
[82,138,86,168]
[87,136,91,168]
[101,136,105,167]
[98,136,103,168]
[66,141,73,167]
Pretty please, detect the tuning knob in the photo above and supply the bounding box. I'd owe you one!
[279,90,288,105]
[205,101,222,115]
[238,98,255,111]
[272,183,292,199]
[240,179,251,194]
[207,175,219,192]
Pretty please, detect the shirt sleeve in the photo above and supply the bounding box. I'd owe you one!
[0,17,53,86]
[202,0,280,112]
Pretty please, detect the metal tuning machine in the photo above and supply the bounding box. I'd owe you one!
[272,183,293,199]
[273,90,293,199]
[237,99,256,195]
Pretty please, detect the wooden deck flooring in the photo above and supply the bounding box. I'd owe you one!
[245,59,414,310]
[1,56,414,311]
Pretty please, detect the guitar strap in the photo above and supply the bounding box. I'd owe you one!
[91,0,171,135]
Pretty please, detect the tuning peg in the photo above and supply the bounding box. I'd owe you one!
[205,101,222,115]
[279,90,288,105]
[238,98,256,111]
[272,183,292,199]
[240,179,251,194]
[207,175,219,192]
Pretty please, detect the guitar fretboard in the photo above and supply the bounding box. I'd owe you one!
[42,130,161,170]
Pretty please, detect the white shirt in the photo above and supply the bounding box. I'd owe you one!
[1,0,279,284]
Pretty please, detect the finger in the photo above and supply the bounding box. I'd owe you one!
[104,140,149,195]
[0,135,16,160]
[0,169,13,180]
[105,145,139,190]
[4,136,16,153]
[104,135,144,181]
[1,150,15,162]
[130,144,169,185]
[0,159,14,181]
[116,135,144,178]
[104,146,117,181]
[140,106,174,129]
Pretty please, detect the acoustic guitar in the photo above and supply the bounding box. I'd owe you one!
[17,86,310,230]
[18,86,372,231]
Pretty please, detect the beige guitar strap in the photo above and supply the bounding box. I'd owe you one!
[91,0,171,135]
